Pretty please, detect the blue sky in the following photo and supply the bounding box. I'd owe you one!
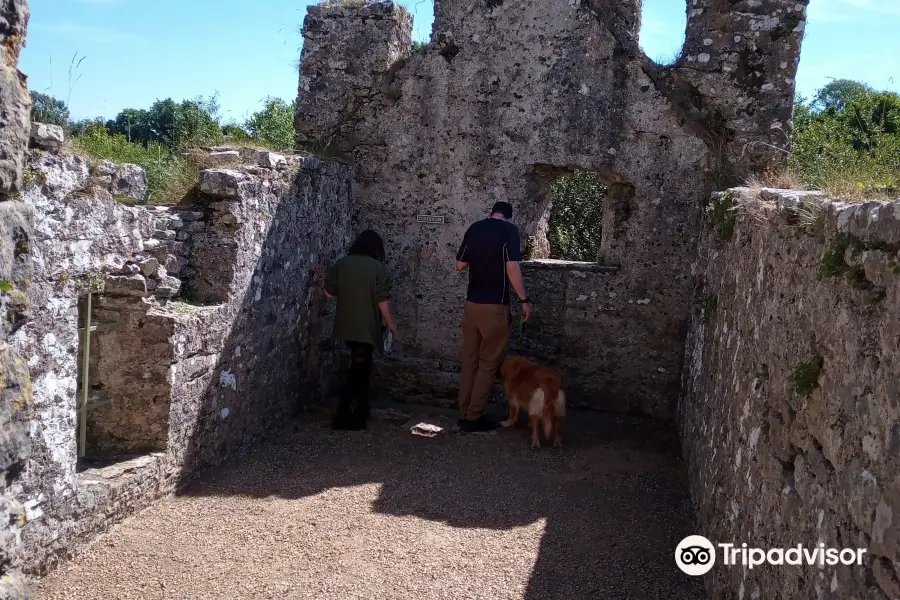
[21,0,900,122]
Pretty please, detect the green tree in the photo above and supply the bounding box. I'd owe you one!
[107,108,154,145]
[245,97,296,152]
[69,117,107,137]
[839,91,900,150]
[813,79,872,112]
[547,171,606,262]
[789,80,900,198]
[171,95,222,148]
[222,123,252,141]
[30,91,70,127]
[107,95,223,149]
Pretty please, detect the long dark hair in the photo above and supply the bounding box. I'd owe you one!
[348,229,386,262]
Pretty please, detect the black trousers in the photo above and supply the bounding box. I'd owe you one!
[335,341,374,423]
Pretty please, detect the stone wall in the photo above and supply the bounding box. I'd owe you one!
[0,0,32,598]
[12,142,353,575]
[294,0,807,417]
[680,189,900,599]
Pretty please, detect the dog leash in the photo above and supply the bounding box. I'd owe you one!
[517,315,526,347]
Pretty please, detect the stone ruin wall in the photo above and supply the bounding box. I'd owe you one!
[294,0,808,418]
[7,128,353,577]
[0,0,34,597]
[681,189,900,600]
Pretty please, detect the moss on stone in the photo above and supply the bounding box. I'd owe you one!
[23,166,34,187]
[820,234,850,277]
[707,191,736,241]
[845,264,868,289]
[699,294,717,320]
[76,270,106,294]
[788,356,823,397]
[0,280,12,293]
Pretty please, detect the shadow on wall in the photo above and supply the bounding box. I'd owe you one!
[171,162,353,485]
[177,411,704,599]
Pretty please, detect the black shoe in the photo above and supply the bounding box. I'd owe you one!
[460,416,498,433]
[346,412,368,431]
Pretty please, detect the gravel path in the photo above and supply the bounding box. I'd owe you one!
[33,410,705,600]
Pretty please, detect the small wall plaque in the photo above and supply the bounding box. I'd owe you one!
[416,214,445,224]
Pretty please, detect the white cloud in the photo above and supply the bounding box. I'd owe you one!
[32,22,146,44]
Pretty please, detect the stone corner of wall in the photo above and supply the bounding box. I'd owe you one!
[715,187,900,246]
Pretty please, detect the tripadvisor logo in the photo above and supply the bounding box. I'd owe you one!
[676,536,716,576]
[675,536,867,576]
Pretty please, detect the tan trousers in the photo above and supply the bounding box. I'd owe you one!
[458,302,510,421]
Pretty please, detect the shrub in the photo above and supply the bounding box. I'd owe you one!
[244,97,295,153]
[72,124,194,205]
[547,171,606,261]
[788,82,900,201]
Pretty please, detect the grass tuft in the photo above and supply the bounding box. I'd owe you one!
[707,191,737,241]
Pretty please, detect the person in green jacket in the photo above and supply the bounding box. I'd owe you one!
[317,230,397,431]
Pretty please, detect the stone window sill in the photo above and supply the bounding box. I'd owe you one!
[521,259,620,273]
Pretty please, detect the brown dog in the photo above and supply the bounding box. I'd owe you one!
[499,355,566,448]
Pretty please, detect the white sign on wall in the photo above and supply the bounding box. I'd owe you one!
[416,215,445,224]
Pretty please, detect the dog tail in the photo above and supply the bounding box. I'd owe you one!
[538,370,566,417]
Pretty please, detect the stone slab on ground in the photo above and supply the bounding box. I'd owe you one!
[32,410,703,600]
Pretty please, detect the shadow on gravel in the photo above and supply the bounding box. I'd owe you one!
[179,409,705,599]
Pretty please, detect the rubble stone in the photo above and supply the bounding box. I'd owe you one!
[29,122,64,151]
[199,169,248,199]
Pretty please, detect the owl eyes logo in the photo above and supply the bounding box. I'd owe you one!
[675,536,716,576]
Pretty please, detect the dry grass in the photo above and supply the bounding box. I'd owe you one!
[744,166,805,192]
[743,165,898,204]
[323,0,367,7]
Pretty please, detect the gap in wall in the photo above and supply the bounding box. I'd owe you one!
[74,292,168,471]
[525,165,612,263]
[638,0,688,66]
[547,170,607,262]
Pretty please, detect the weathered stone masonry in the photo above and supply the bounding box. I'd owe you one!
[4,3,897,600]
[10,138,353,576]
[681,189,900,600]
[295,0,807,418]
[0,0,33,598]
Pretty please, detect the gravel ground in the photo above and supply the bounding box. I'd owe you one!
[33,410,706,600]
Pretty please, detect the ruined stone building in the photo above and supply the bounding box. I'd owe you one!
[1,0,898,599]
